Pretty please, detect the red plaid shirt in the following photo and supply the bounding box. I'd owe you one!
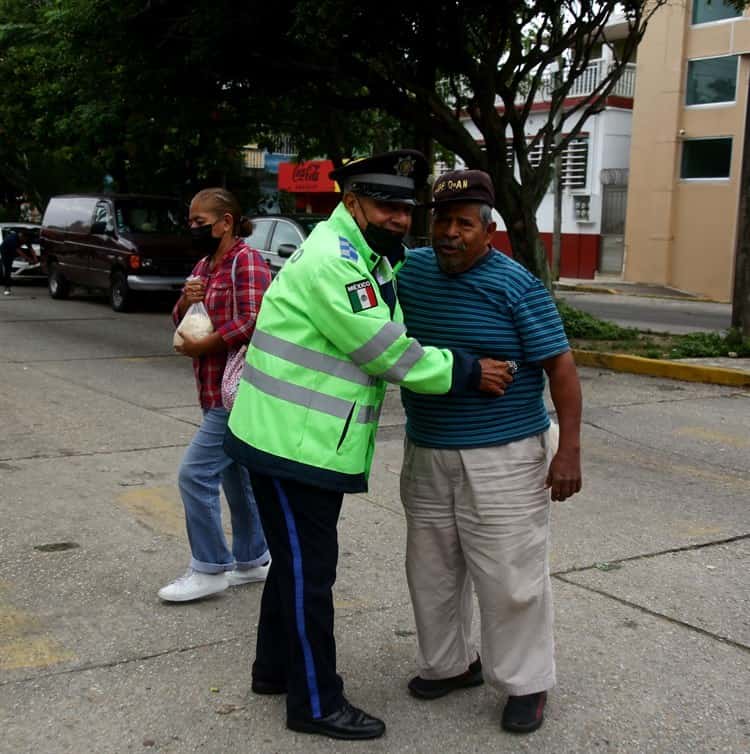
[173,239,271,409]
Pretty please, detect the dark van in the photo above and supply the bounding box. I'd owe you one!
[40,194,200,311]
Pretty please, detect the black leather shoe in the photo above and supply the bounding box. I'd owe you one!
[251,676,287,695]
[287,700,386,740]
[408,656,483,700]
[501,691,547,733]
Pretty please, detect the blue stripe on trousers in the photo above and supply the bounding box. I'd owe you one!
[272,478,322,719]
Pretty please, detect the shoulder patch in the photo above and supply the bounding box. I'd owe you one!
[345,279,378,312]
[339,237,359,262]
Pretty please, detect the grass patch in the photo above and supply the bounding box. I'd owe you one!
[557,300,750,360]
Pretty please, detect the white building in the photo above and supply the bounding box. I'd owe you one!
[448,25,637,278]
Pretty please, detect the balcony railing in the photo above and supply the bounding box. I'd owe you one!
[528,59,637,103]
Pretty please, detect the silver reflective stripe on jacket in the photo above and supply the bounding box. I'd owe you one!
[349,321,406,366]
[380,340,425,382]
[356,403,382,424]
[252,330,373,386]
[242,363,353,419]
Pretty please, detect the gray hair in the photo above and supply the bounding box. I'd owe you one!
[478,204,493,227]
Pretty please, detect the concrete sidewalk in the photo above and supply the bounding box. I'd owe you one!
[2,368,749,753]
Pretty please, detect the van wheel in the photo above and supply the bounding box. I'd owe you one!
[48,262,70,299]
[110,271,131,312]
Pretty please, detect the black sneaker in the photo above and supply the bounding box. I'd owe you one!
[287,699,385,740]
[501,691,547,733]
[408,657,483,700]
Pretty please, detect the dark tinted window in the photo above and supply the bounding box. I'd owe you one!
[692,0,741,24]
[686,56,738,105]
[43,197,98,231]
[93,202,115,233]
[681,138,732,179]
[2,226,39,243]
[115,199,184,234]
[294,217,324,235]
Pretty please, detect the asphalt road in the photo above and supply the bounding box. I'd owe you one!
[556,290,732,334]
[1,286,748,754]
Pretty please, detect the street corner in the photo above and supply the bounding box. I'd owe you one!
[573,349,750,387]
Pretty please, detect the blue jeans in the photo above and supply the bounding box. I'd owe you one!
[178,407,269,573]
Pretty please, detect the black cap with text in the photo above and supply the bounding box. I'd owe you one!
[429,169,495,207]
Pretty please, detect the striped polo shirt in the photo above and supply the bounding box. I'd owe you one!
[397,247,569,448]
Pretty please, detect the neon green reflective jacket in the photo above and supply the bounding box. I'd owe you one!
[225,203,474,492]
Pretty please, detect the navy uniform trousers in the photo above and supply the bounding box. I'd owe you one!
[248,472,345,721]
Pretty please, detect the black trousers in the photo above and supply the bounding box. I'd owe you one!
[0,253,13,287]
[249,472,345,721]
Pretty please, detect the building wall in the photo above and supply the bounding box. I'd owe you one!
[460,103,634,278]
[625,3,750,301]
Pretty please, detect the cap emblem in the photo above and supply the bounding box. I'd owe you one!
[394,156,416,177]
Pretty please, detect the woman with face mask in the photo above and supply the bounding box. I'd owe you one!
[159,188,272,602]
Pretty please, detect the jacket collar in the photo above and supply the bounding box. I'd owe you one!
[328,203,381,273]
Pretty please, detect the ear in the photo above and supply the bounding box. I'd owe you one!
[342,191,357,216]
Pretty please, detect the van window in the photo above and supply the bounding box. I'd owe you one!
[93,201,115,233]
[43,197,98,231]
[115,199,185,234]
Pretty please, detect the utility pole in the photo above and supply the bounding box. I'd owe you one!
[551,11,565,282]
[731,75,750,337]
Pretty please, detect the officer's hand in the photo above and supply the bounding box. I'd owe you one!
[477,358,514,396]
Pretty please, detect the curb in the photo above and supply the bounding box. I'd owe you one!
[556,283,723,303]
[572,349,750,387]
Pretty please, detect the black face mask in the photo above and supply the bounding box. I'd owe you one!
[356,200,407,267]
[190,222,221,255]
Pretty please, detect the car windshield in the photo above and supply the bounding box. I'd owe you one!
[115,200,185,234]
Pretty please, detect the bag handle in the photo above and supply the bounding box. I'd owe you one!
[230,250,243,320]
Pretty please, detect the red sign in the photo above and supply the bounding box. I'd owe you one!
[278,160,338,193]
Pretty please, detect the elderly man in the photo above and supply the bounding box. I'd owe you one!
[224,153,513,741]
[397,169,582,734]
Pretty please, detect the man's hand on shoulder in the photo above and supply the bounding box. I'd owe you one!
[477,358,515,396]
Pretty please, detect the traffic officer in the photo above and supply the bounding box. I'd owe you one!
[224,150,514,741]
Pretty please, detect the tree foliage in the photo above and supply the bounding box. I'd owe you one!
[5,0,747,284]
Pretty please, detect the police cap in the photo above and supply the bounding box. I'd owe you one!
[329,149,428,206]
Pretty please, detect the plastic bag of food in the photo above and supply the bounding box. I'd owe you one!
[173,301,214,348]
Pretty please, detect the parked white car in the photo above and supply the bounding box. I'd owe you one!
[0,222,44,280]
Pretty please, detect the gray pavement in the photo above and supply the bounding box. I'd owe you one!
[1,287,749,753]
[555,290,733,334]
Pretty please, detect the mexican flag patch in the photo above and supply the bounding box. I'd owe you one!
[346,279,378,312]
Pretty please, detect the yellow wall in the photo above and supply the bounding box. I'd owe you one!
[625,4,750,301]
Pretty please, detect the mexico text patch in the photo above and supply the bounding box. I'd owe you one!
[346,279,378,312]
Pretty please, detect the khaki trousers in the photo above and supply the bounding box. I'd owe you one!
[400,433,556,696]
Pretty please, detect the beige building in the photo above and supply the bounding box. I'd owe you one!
[625,0,750,301]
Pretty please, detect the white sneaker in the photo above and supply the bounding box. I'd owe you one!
[3,289,10,296]
[226,561,270,586]
[158,569,229,602]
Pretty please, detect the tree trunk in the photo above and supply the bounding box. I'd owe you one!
[504,203,552,289]
[411,129,433,245]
